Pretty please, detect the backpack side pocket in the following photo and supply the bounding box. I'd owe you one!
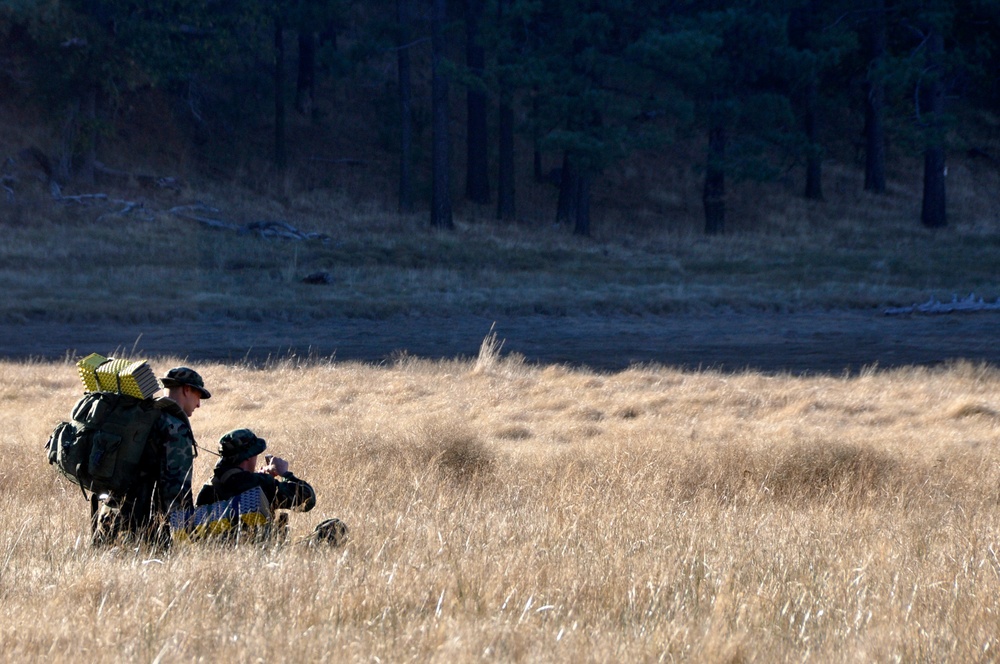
[88,430,123,481]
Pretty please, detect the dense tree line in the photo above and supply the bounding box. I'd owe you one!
[1,1,997,234]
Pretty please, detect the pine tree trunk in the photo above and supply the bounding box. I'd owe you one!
[556,153,579,226]
[431,0,453,229]
[295,31,316,117]
[804,76,823,201]
[573,172,591,237]
[532,94,543,182]
[703,122,726,235]
[56,98,80,185]
[274,17,287,172]
[789,3,822,201]
[397,0,414,214]
[921,30,946,228]
[497,100,515,221]
[465,0,490,204]
[864,0,887,193]
[79,85,98,187]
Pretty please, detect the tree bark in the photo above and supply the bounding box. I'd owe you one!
[497,100,515,221]
[803,75,823,201]
[397,0,414,214]
[495,0,515,222]
[431,0,454,229]
[464,0,490,205]
[556,152,579,226]
[79,85,98,187]
[295,30,316,117]
[532,93,544,182]
[573,171,591,237]
[703,121,726,235]
[56,98,80,185]
[789,3,822,201]
[274,17,287,172]
[864,0,887,193]
[921,30,946,228]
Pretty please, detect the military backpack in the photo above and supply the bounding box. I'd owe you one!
[46,391,187,496]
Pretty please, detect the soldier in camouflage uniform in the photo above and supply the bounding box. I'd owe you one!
[95,367,211,549]
[195,429,317,514]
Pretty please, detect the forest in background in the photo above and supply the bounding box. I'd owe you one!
[1,0,999,237]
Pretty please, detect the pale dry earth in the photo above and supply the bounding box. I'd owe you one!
[2,309,998,374]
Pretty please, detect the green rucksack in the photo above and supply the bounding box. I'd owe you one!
[46,392,185,496]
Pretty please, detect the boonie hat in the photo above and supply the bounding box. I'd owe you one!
[218,428,266,463]
[160,366,211,399]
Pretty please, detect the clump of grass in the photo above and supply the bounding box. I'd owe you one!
[434,430,493,481]
[494,425,533,441]
[946,401,1000,420]
[762,439,901,503]
[471,324,504,375]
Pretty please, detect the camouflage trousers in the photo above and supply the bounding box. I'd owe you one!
[90,494,172,551]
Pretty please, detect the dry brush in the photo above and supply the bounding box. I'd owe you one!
[1,353,999,662]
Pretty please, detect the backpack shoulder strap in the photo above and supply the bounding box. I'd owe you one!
[151,397,190,427]
[151,397,197,456]
[219,467,243,484]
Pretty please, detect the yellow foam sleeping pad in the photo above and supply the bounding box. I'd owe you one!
[77,353,160,399]
[170,486,275,544]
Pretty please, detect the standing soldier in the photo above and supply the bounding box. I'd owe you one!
[94,366,211,549]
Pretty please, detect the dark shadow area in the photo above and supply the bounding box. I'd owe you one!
[3,310,999,375]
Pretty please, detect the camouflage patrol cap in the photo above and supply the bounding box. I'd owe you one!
[160,366,211,399]
[218,428,266,463]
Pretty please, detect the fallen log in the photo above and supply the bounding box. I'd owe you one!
[884,293,1000,315]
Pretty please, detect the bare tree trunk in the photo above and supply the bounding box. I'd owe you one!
[79,85,98,187]
[921,30,946,228]
[556,152,579,226]
[532,93,544,182]
[56,98,80,185]
[295,31,316,117]
[864,0,887,193]
[789,3,822,201]
[464,0,490,205]
[274,17,287,172]
[431,0,454,229]
[397,0,414,214]
[497,101,515,221]
[573,172,591,237]
[495,0,515,222]
[803,75,822,201]
[703,121,726,235]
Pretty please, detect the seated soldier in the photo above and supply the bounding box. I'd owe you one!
[196,429,316,515]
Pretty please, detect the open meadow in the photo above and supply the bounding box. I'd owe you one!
[3,342,1000,662]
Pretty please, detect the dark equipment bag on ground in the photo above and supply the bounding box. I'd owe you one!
[46,391,170,495]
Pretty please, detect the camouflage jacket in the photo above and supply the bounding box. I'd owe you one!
[147,409,196,513]
[195,463,316,512]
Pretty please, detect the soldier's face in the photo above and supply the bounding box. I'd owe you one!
[176,386,202,417]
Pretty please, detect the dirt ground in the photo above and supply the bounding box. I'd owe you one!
[3,309,999,375]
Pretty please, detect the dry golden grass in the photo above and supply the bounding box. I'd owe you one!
[3,346,1000,662]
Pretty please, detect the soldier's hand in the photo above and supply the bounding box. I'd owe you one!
[263,455,289,477]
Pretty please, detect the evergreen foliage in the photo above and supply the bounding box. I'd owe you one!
[2,0,997,232]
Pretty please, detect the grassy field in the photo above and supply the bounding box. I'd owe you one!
[2,163,1000,324]
[3,343,1000,662]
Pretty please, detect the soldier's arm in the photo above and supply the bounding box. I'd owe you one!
[269,472,317,512]
[155,414,195,511]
